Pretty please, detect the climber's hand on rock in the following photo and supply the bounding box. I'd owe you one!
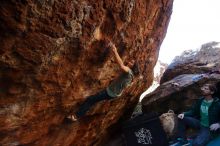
[105,38,112,47]
[177,113,184,119]
[108,42,117,53]
[107,41,113,48]
[108,41,113,47]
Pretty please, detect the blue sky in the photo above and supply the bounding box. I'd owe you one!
[159,0,220,64]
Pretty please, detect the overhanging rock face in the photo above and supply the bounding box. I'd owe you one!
[0,0,173,145]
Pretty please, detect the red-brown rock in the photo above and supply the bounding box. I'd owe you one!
[0,0,173,145]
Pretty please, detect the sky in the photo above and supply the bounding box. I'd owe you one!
[158,0,220,64]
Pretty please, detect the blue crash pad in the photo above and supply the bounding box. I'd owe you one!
[207,136,220,146]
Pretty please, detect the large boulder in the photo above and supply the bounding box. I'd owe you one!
[0,0,173,145]
[142,73,220,114]
[161,42,220,83]
[142,42,220,114]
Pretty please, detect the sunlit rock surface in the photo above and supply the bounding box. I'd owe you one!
[140,60,168,100]
[0,0,173,145]
[160,41,220,83]
[142,42,220,115]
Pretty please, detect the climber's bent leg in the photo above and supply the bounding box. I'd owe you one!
[75,89,111,118]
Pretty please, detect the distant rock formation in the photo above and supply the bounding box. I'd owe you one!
[142,42,220,113]
[140,60,168,100]
[0,0,173,146]
[155,60,168,83]
[160,41,220,83]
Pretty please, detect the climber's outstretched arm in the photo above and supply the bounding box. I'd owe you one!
[109,42,130,73]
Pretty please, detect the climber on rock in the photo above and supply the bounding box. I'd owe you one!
[67,40,139,121]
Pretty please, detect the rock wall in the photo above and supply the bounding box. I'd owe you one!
[0,0,173,145]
